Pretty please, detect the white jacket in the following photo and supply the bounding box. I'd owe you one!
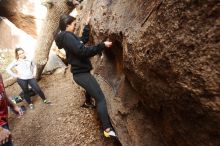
[6,58,36,80]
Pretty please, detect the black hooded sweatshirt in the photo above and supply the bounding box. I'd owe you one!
[55,25,105,75]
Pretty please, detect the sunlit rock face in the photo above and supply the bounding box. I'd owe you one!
[0,0,46,37]
[0,18,36,52]
[77,0,220,146]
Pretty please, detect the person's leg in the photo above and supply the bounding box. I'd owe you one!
[73,73,111,130]
[28,78,46,101]
[85,91,92,103]
[81,91,95,108]
[17,79,32,104]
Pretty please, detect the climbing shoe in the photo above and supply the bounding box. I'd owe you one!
[104,128,117,138]
[66,0,82,7]
[43,99,52,104]
[81,101,96,109]
[29,104,34,110]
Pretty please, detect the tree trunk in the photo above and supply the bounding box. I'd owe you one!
[34,0,74,80]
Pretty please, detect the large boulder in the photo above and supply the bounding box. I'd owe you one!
[0,0,47,37]
[77,0,220,146]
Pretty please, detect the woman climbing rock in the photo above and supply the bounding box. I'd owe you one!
[55,14,117,138]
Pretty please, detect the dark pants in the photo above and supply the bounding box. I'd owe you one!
[0,124,13,146]
[73,73,111,130]
[17,78,46,104]
[84,91,92,103]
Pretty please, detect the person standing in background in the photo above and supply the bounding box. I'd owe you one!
[6,48,51,110]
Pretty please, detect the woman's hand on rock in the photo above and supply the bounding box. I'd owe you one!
[104,41,112,48]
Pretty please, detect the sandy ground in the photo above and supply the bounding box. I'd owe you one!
[6,68,120,146]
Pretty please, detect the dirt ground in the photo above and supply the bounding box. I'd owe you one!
[5,68,119,146]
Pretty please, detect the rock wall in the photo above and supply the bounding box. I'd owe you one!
[77,0,220,146]
[0,0,47,37]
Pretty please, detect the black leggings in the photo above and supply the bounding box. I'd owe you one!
[73,73,111,130]
[17,78,46,104]
[84,91,92,103]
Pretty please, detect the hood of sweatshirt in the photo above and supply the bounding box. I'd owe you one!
[55,31,66,49]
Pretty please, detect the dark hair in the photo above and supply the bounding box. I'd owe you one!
[15,47,24,60]
[59,14,76,31]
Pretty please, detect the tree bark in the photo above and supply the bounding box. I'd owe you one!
[34,0,75,80]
